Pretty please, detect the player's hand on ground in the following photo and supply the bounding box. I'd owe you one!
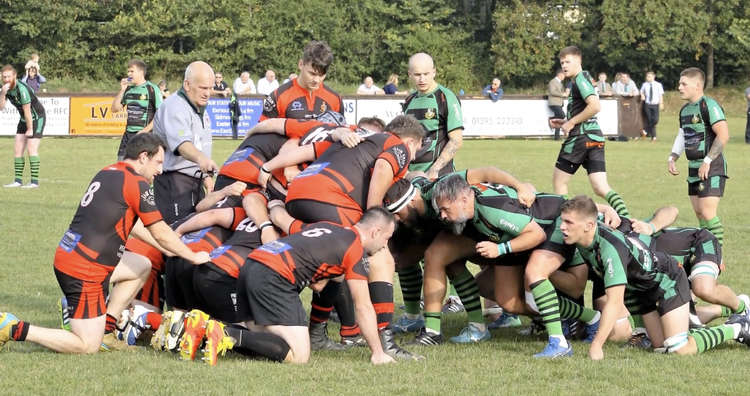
[371,352,396,365]
[667,159,679,176]
[260,226,280,244]
[190,251,211,265]
[589,343,604,360]
[476,241,500,259]
[549,118,564,128]
[223,181,246,196]
[630,220,653,235]
[517,183,537,207]
[698,162,710,180]
[561,120,574,133]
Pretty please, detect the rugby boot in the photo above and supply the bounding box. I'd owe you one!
[533,337,573,358]
[621,332,652,350]
[202,319,235,366]
[58,297,71,331]
[309,322,346,351]
[179,309,210,361]
[488,312,522,329]
[726,313,750,347]
[392,313,425,334]
[164,310,187,352]
[449,323,490,344]
[408,327,444,346]
[442,296,464,313]
[0,312,20,349]
[341,334,367,348]
[380,327,424,361]
[100,332,135,352]
[150,310,174,351]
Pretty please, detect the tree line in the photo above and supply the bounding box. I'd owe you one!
[1,0,747,92]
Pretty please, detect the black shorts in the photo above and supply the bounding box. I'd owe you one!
[237,260,307,326]
[286,199,362,227]
[684,229,722,280]
[389,219,442,255]
[193,263,251,324]
[116,132,136,160]
[16,116,45,139]
[688,175,726,197]
[555,133,606,175]
[164,257,197,311]
[626,253,691,316]
[54,268,111,320]
[154,171,205,225]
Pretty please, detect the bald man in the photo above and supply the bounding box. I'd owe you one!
[403,53,463,179]
[152,61,219,223]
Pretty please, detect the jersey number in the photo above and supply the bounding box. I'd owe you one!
[301,228,332,238]
[236,218,258,233]
[80,182,101,207]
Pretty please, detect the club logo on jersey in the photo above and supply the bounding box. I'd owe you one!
[263,96,276,112]
[291,101,304,111]
[489,234,500,242]
[140,94,146,100]
[698,182,705,192]
[498,218,520,233]
[392,147,407,168]
[258,240,292,254]
[296,162,329,179]
[692,114,700,124]
[606,257,614,277]
[141,188,156,206]
[424,108,435,119]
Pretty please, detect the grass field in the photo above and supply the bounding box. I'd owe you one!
[1,116,749,394]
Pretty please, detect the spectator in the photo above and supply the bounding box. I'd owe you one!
[547,69,566,140]
[111,59,163,161]
[639,71,664,141]
[745,83,750,144]
[21,66,46,93]
[212,72,231,97]
[482,78,504,102]
[257,69,279,95]
[24,53,40,74]
[356,76,385,95]
[613,72,638,96]
[383,73,406,95]
[595,72,613,96]
[152,61,218,224]
[282,72,298,84]
[233,71,256,95]
[158,80,170,99]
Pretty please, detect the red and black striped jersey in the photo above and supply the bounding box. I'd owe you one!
[260,79,343,121]
[247,222,368,290]
[209,218,263,278]
[58,162,163,268]
[286,132,411,211]
[218,133,288,188]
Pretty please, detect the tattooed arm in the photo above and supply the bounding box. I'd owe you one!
[698,120,729,180]
[426,128,463,179]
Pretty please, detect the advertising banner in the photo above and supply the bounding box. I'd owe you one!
[69,96,126,135]
[0,96,70,136]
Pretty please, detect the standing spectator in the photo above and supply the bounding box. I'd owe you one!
[111,59,163,161]
[547,69,566,140]
[24,53,40,74]
[1,64,45,188]
[640,71,664,141]
[21,66,46,93]
[613,73,638,96]
[233,71,256,95]
[745,83,750,144]
[482,78,504,102]
[383,74,404,95]
[595,72,612,96]
[356,76,385,95]
[212,72,231,97]
[257,69,279,95]
[158,80,170,99]
[152,61,218,224]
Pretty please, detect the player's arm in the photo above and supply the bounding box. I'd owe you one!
[631,206,678,235]
[426,128,463,179]
[246,118,286,136]
[145,221,209,264]
[174,208,237,235]
[22,103,33,136]
[129,219,175,257]
[258,144,315,187]
[0,84,7,110]
[243,193,279,243]
[268,200,303,235]
[330,127,364,148]
[111,80,128,112]
[347,278,393,365]
[476,220,546,259]
[699,120,729,180]
[367,158,396,209]
[549,265,588,299]
[176,141,218,175]
[595,203,621,228]
[668,128,685,175]
[195,181,247,212]
[138,119,155,134]
[589,284,625,360]
[465,166,536,207]
[564,95,600,133]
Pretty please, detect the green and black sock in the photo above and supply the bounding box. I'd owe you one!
[29,155,40,185]
[448,268,483,326]
[701,217,724,246]
[530,279,565,344]
[559,295,599,324]
[690,325,734,353]
[424,312,441,334]
[397,265,423,316]
[605,190,630,217]
[13,157,24,183]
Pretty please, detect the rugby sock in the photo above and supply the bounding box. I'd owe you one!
[145,312,162,330]
[29,155,39,185]
[630,314,646,334]
[334,283,360,337]
[10,321,30,341]
[558,295,599,324]
[13,157,23,183]
[397,266,423,316]
[703,216,724,246]
[448,283,458,298]
[309,281,341,324]
[104,313,118,333]
[530,279,566,345]
[368,281,394,330]
[605,190,630,217]
[448,268,484,327]
[690,325,734,353]
[720,306,732,317]
[424,312,441,334]
[225,325,290,362]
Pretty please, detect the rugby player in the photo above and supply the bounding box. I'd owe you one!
[559,196,750,360]
[0,134,210,354]
[668,67,730,245]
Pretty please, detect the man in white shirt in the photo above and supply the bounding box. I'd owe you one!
[356,76,384,95]
[233,71,256,95]
[613,73,638,96]
[640,71,664,141]
[257,69,279,96]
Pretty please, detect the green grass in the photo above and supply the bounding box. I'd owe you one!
[1,118,750,394]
